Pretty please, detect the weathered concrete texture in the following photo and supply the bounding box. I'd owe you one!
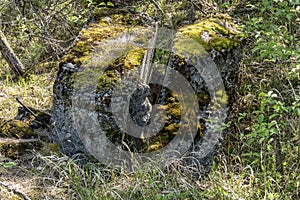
[51,63,88,156]
[50,8,243,170]
[184,48,242,173]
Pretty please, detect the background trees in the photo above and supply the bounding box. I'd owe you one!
[0,0,87,76]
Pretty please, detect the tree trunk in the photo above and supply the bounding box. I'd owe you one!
[0,29,25,77]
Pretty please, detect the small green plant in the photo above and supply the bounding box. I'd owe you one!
[241,90,299,167]
[0,161,17,168]
[244,91,282,147]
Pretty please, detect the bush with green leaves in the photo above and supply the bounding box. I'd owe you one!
[240,90,299,169]
[235,0,300,174]
[245,0,299,63]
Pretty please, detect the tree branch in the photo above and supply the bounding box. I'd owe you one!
[0,181,32,200]
[0,29,25,77]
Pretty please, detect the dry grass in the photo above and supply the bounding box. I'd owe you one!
[0,63,56,119]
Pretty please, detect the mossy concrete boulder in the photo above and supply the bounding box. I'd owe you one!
[50,8,243,171]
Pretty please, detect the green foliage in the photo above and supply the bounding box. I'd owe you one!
[245,0,299,62]
[238,0,299,161]
[225,0,300,198]
[241,90,299,151]
[0,161,17,168]
[0,0,89,73]
[81,0,115,8]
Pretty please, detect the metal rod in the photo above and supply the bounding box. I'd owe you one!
[140,22,159,85]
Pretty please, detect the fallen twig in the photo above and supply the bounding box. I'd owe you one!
[15,98,50,129]
[150,0,165,14]
[16,98,38,118]
[191,0,207,15]
[0,181,32,200]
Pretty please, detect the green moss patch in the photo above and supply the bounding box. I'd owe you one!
[0,138,42,159]
[174,14,244,57]
[124,48,145,69]
[61,25,126,65]
[0,119,37,139]
[61,8,144,66]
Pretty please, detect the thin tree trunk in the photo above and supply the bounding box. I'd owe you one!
[298,122,300,165]
[0,29,25,76]
[274,133,283,173]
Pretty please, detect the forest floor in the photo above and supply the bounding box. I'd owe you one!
[0,66,69,199]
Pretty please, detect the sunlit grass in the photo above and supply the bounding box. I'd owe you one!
[0,63,56,119]
[28,150,296,200]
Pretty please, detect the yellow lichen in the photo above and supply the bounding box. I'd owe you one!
[35,61,58,73]
[0,139,42,159]
[164,97,181,118]
[174,34,208,58]
[96,70,121,92]
[146,131,174,153]
[164,123,180,132]
[197,93,210,107]
[61,25,126,65]
[124,48,145,69]
[212,89,229,110]
[60,7,146,66]
[197,122,204,137]
[174,14,244,58]
[147,142,163,152]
